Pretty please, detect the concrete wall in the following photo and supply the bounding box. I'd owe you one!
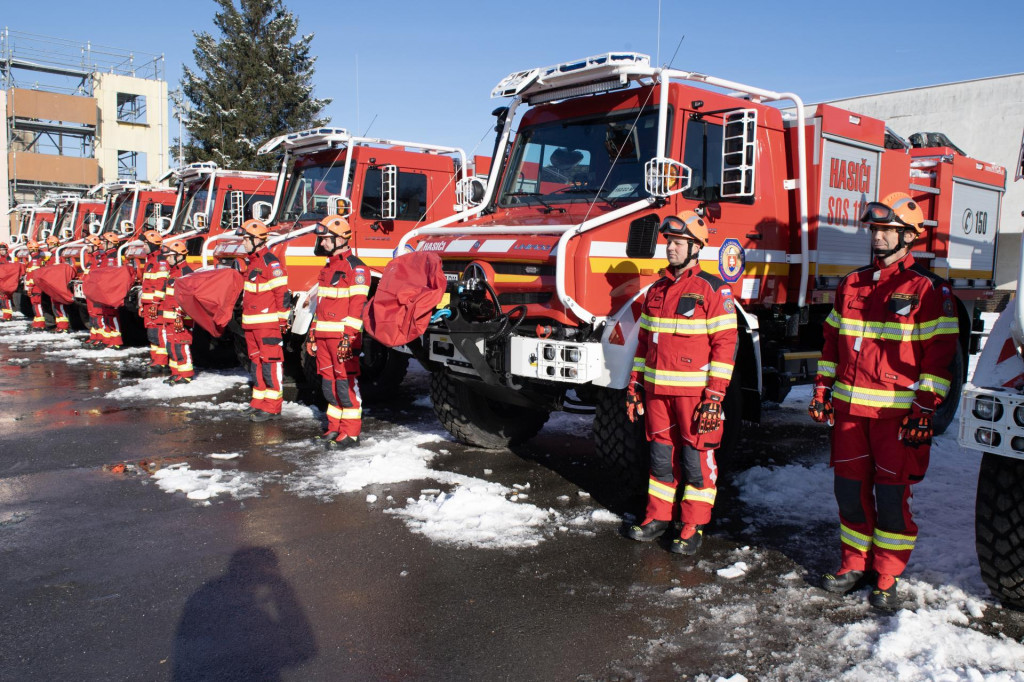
[828,74,1024,289]
[1,89,9,243]
[93,73,168,184]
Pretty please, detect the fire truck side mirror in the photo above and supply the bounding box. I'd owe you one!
[252,202,273,223]
[721,109,758,198]
[157,217,174,235]
[119,220,135,236]
[192,212,208,231]
[88,221,102,235]
[327,196,352,219]
[380,165,398,220]
[456,177,487,209]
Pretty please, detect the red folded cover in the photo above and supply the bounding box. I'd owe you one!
[83,265,134,308]
[362,251,446,347]
[0,262,25,295]
[33,263,78,304]
[174,268,244,337]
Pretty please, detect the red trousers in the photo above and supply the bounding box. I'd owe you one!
[314,335,362,438]
[145,316,168,365]
[29,291,45,329]
[831,413,929,577]
[86,300,101,343]
[245,329,284,414]
[98,306,123,347]
[642,394,720,526]
[162,323,195,379]
[1,293,12,320]
[52,302,70,331]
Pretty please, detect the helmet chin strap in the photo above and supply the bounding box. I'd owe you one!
[671,240,700,274]
[873,228,913,259]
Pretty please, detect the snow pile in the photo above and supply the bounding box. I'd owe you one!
[106,370,249,400]
[44,345,148,364]
[151,463,266,501]
[389,483,560,549]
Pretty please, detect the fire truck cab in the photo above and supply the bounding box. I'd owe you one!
[394,52,1005,479]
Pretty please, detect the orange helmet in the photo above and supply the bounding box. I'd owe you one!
[85,235,103,248]
[660,210,709,246]
[237,219,270,240]
[102,231,122,245]
[27,239,40,251]
[163,239,188,256]
[141,229,163,246]
[860,192,926,234]
[314,215,352,239]
[0,242,8,251]
[45,235,60,247]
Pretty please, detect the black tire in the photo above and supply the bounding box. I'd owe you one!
[592,387,648,499]
[359,336,410,402]
[429,371,549,449]
[976,452,1024,609]
[932,341,965,435]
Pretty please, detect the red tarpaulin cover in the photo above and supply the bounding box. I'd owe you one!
[33,263,77,304]
[174,268,244,337]
[0,262,25,295]
[83,266,135,308]
[362,251,446,347]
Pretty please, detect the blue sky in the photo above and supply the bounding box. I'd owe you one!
[4,0,1023,160]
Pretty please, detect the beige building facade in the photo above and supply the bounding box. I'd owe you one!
[93,72,169,184]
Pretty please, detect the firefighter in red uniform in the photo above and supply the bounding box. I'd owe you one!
[304,216,369,450]
[811,192,959,611]
[81,235,106,345]
[95,232,125,349]
[138,230,170,370]
[158,239,196,384]
[624,211,738,555]
[235,219,290,421]
[24,240,47,330]
[0,242,14,320]
[44,234,71,333]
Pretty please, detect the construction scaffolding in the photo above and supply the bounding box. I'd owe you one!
[1,28,166,207]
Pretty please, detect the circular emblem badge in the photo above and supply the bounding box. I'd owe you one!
[718,239,745,283]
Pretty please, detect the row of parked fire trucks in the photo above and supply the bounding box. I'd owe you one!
[4,51,1020,608]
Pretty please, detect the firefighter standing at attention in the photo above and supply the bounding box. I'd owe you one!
[158,239,196,385]
[0,243,15,321]
[810,192,959,611]
[81,235,105,346]
[139,230,170,370]
[624,211,738,556]
[24,240,47,330]
[234,219,290,422]
[95,232,125,349]
[304,216,368,450]
[44,234,71,333]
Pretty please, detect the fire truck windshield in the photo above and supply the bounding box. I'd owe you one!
[280,163,352,223]
[497,108,661,208]
[101,193,133,232]
[170,187,214,233]
[55,205,75,236]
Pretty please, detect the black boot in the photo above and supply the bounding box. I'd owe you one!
[623,519,670,542]
[869,574,900,611]
[327,436,360,451]
[669,524,704,555]
[820,569,866,594]
[314,430,340,442]
[249,410,278,423]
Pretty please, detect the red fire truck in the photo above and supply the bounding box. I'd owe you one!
[201,127,483,397]
[390,52,1005,482]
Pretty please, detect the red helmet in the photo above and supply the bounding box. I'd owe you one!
[237,219,270,240]
[659,210,709,246]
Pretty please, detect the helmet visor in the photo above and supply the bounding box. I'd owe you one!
[860,202,915,229]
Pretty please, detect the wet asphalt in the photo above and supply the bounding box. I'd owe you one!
[2,321,1022,681]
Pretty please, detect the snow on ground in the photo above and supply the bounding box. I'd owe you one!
[151,462,269,503]
[106,370,250,400]
[44,345,150,365]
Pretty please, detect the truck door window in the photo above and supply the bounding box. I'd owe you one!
[683,120,724,202]
[280,164,348,223]
[361,168,428,222]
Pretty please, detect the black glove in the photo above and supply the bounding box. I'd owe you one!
[808,386,835,426]
[337,334,354,362]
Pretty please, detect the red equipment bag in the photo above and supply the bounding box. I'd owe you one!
[173,267,244,337]
[83,265,134,308]
[362,251,447,347]
[33,263,77,304]
[0,262,24,295]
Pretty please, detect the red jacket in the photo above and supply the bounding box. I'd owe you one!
[311,250,369,339]
[158,263,195,325]
[816,252,959,418]
[139,252,169,328]
[630,266,738,396]
[24,253,46,293]
[236,247,289,331]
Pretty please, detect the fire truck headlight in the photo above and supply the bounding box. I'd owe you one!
[1011,436,1024,452]
[561,347,581,363]
[975,428,1001,447]
[1014,406,1024,427]
[972,396,1003,422]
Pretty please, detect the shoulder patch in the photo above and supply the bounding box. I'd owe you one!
[696,270,727,292]
[723,299,736,313]
[355,272,366,285]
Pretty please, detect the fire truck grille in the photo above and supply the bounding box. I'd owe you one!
[441,260,555,277]
[497,292,552,305]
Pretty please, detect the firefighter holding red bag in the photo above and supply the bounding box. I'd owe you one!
[95,232,126,349]
[158,239,196,384]
[811,192,959,611]
[304,216,368,450]
[138,230,170,370]
[234,219,290,421]
[44,234,71,333]
[624,211,738,556]
[0,242,15,320]
[24,240,47,330]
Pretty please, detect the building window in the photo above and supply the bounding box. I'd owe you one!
[117,150,148,181]
[116,93,147,124]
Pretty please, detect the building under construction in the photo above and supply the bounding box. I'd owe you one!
[1,29,169,240]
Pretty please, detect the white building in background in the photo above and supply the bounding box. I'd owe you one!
[828,73,1024,290]
[93,72,169,185]
[0,89,8,242]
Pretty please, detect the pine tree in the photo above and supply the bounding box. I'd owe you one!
[176,0,330,171]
